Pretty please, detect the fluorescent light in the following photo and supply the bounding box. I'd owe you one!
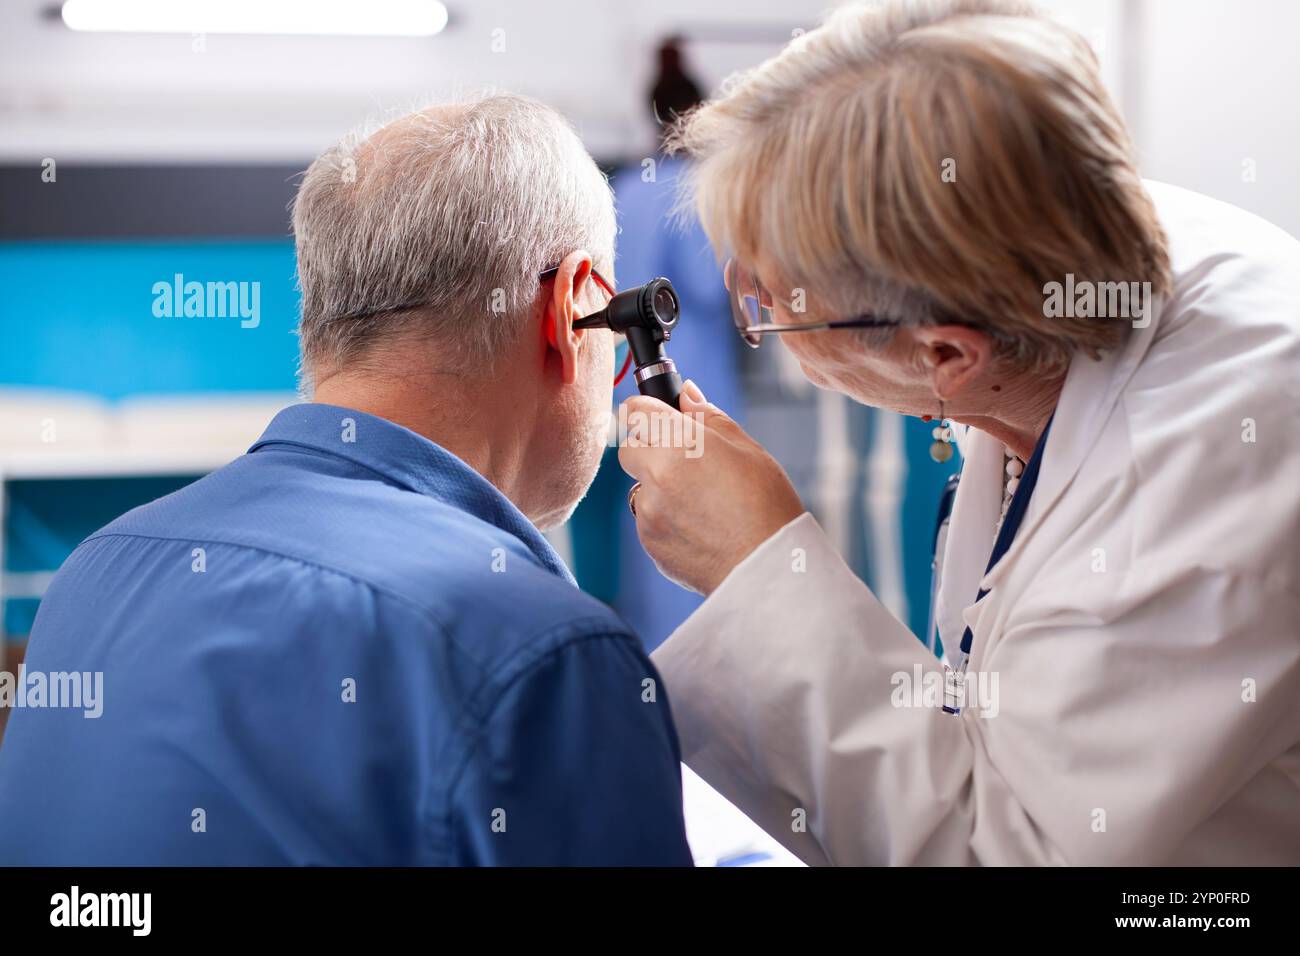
[61,0,449,37]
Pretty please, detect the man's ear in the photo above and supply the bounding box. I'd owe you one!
[912,324,995,401]
[544,249,595,386]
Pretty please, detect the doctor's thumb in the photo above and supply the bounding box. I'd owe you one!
[680,379,709,410]
[680,379,743,437]
[680,378,724,424]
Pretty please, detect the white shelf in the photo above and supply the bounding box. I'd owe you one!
[0,447,243,480]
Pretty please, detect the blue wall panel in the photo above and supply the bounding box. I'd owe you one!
[0,240,300,397]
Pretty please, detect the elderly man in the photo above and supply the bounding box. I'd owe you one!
[0,95,693,866]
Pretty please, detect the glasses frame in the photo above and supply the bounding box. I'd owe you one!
[538,265,615,299]
[725,258,900,348]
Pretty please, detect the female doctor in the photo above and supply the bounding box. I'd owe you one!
[619,0,1300,865]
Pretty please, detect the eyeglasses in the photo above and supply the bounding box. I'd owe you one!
[725,258,899,348]
[538,264,633,386]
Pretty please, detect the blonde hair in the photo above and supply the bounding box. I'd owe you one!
[670,0,1171,367]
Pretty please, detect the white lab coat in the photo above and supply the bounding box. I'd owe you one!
[653,182,1300,865]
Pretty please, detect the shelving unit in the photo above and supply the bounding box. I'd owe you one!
[0,446,243,670]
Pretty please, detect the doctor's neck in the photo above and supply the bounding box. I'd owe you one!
[946,369,1065,462]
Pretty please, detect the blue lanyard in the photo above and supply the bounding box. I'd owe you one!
[955,414,1055,660]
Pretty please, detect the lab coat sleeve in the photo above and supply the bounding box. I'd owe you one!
[652,512,989,866]
[655,510,1300,866]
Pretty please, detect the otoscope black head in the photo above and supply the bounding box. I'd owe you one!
[572,275,684,408]
[576,276,678,340]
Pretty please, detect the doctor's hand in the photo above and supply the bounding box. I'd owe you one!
[618,380,805,596]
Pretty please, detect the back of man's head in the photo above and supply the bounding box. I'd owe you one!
[292,93,616,388]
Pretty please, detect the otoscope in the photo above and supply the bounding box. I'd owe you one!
[575,276,684,409]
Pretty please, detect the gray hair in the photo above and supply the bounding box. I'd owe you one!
[292,92,616,386]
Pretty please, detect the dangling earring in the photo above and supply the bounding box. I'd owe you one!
[927,401,954,463]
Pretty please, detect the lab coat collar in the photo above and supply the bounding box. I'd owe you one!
[984,301,1164,590]
[935,296,1166,656]
[248,402,576,584]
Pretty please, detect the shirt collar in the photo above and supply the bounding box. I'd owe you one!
[248,403,575,584]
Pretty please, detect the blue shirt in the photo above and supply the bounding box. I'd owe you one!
[0,404,693,866]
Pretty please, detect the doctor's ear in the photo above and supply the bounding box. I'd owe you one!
[543,249,594,386]
[913,324,995,401]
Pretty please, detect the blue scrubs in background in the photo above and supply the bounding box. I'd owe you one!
[608,155,746,650]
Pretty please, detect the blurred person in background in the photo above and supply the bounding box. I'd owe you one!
[0,94,693,866]
[620,0,1300,865]
[606,38,746,648]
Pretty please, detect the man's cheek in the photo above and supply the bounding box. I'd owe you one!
[592,401,613,446]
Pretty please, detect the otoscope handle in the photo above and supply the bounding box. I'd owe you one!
[635,359,682,410]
